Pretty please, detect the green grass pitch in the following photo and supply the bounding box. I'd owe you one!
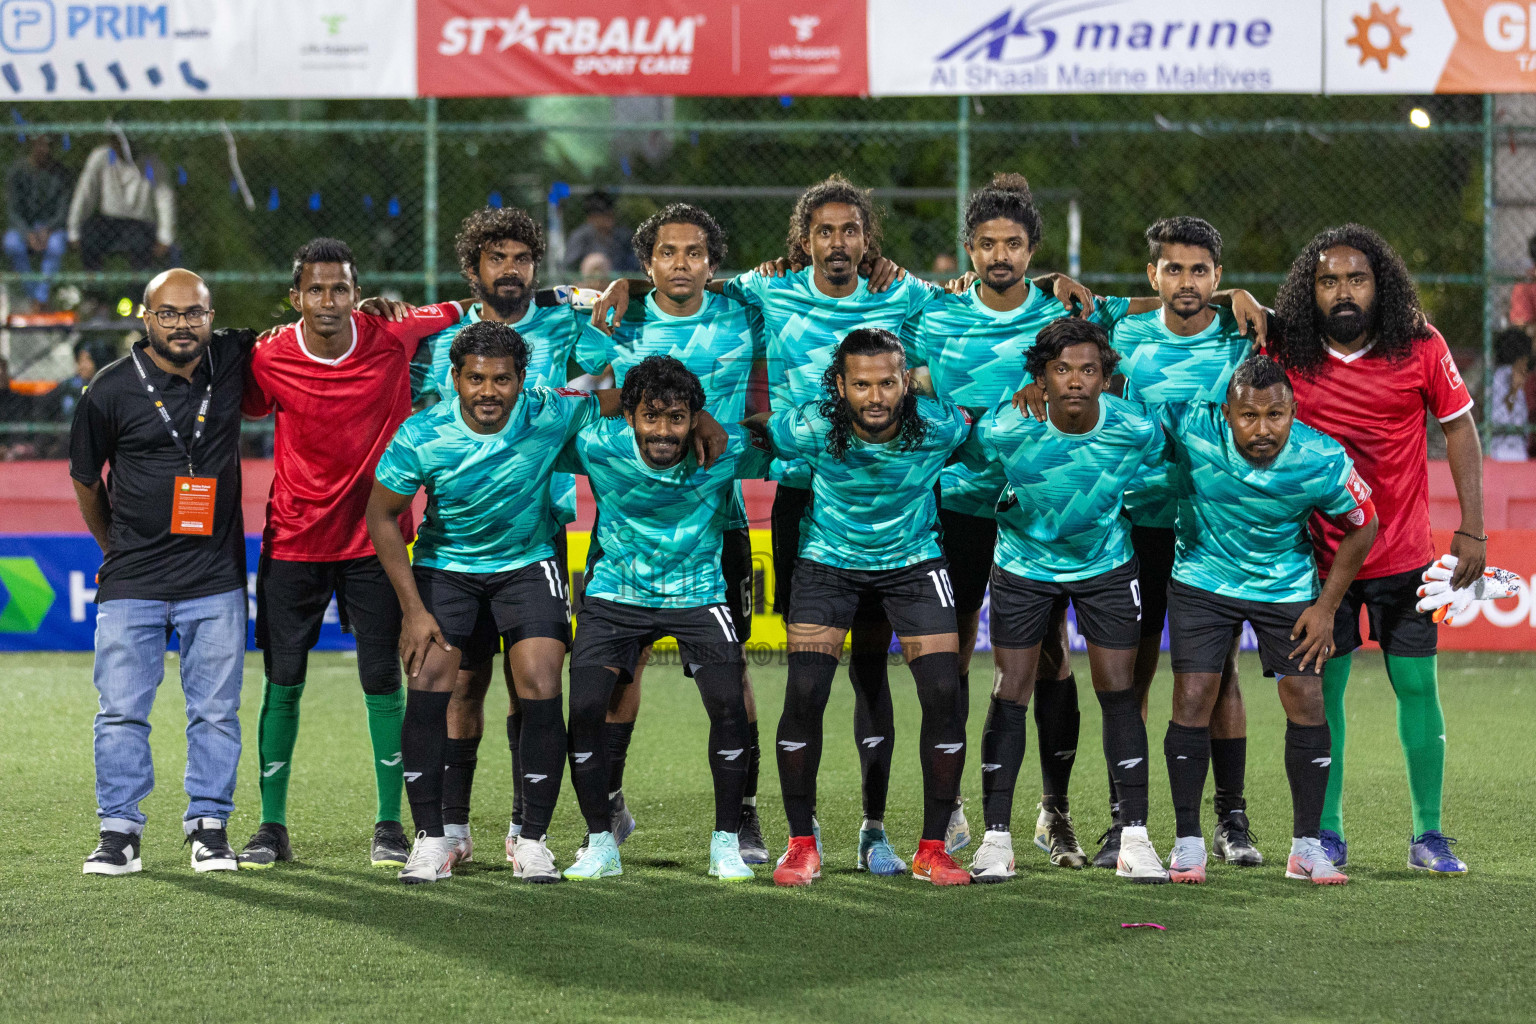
[2,650,1532,1023]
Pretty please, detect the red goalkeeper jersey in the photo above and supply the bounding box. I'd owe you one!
[243,303,463,561]
[1289,324,1473,581]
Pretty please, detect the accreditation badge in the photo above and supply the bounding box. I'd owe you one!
[170,476,218,536]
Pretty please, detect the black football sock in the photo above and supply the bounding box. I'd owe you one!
[441,735,481,828]
[1097,688,1149,828]
[606,720,636,796]
[567,667,618,834]
[1211,736,1248,818]
[516,696,567,842]
[744,719,760,802]
[912,652,966,841]
[1033,672,1079,814]
[778,651,837,837]
[402,690,451,838]
[1285,721,1332,839]
[1165,721,1211,839]
[507,711,525,827]
[980,696,1029,831]
[695,663,750,833]
[849,636,894,823]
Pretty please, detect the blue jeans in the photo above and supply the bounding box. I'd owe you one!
[3,226,66,304]
[92,588,246,834]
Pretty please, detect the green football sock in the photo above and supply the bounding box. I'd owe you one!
[1320,656,1351,835]
[1384,654,1445,836]
[365,688,406,824]
[256,679,305,826]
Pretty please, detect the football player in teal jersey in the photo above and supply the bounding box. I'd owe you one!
[1016,217,1268,870]
[955,318,1171,883]
[413,207,593,867]
[752,328,976,887]
[365,321,727,885]
[912,173,1109,870]
[1161,356,1376,885]
[558,356,772,882]
[571,203,772,863]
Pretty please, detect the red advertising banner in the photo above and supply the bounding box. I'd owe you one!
[1427,530,1536,651]
[417,0,867,96]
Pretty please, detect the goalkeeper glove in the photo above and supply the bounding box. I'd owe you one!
[1415,554,1522,624]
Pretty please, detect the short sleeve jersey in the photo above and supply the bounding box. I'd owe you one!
[417,300,585,527]
[722,268,935,488]
[1097,297,1253,529]
[558,422,774,608]
[573,291,766,530]
[913,282,1120,519]
[242,304,463,561]
[1287,325,1474,580]
[1167,403,1371,603]
[374,386,600,574]
[957,394,1164,582]
[766,396,972,570]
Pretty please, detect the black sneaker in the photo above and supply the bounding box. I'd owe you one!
[237,822,293,870]
[83,830,141,876]
[371,820,410,868]
[185,818,237,872]
[737,804,770,864]
[1091,823,1123,869]
[1213,810,1264,866]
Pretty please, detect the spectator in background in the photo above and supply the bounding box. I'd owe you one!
[0,354,42,458]
[578,250,613,290]
[4,135,70,308]
[1490,327,1530,462]
[1510,232,1536,332]
[50,337,116,422]
[930,252,958,275]
[67,135,175,272]
[563,190,638,274]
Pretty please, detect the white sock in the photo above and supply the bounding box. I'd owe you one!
[742,795,757,808]
[862,818,884,832]
[444,823,469,840]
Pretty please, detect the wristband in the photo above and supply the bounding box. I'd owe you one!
[1454,530,1488,543]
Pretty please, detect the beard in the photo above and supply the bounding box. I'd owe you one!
[983,263,1024,292]
[148,329,208,366]
[473,274,530,319]
[1322,301,1373,344]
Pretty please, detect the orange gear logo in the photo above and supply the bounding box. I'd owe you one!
[1347,3,1412,71]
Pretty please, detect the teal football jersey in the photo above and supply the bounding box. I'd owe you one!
[557,422,773,608]
[375,386,599,574]
[1096,297,1253,528]
[1167,403,1363,604]
[765,396,972,571]
[915,281,1121,518]
[957,394,1164,582]
[722,268,935,488]
[415,301,585,527]
[573,291,765,530]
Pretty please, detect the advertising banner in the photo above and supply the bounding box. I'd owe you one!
[0,0,416,99]
[867,0,1324,96]
[1325,1,1536,93]
[417,0,866,96]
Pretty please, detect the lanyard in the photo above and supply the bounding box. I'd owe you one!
[129,345,214,476]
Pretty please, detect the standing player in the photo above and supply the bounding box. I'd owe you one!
[1161,356,1377,885]
[1271,224,1484,874]
[366,321,727,884]
[574,203,771,862]
[414,206,589,865]
[237,238,464,870]
[594,176,940,873]
[956,318,1169,883]
[755,328,974,887]
[560,356,771,882]
[913,173,1105,869]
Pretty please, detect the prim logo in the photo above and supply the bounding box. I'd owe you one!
[0,0,53,53]
[1346,3,1411,71]
[439,5,703,58]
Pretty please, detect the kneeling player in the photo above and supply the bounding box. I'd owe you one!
[1162,356,1377,885]
[755,328,974,887]
[957,318,1169,883]
[560,356,771,881]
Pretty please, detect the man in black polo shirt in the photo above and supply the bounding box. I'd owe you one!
[70,267,252,876]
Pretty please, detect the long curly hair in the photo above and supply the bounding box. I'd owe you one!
[1270,223,1430,379]
[454,205,545,281]
[818,328,926,461]
[785,174,882,277]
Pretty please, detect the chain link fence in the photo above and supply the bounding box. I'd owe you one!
[0,93,1518,457]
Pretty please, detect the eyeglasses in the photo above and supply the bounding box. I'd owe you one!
[145,307,213,327]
